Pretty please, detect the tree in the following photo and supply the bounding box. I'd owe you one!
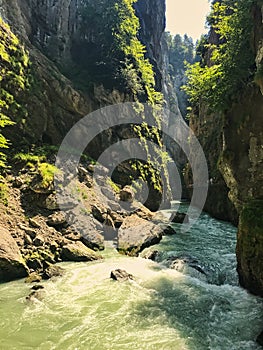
[183,0,255,113]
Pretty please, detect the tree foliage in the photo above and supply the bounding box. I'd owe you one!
[165,32,195,117]
[183,0,255,113]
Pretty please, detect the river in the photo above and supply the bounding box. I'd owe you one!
[0,204,262,349]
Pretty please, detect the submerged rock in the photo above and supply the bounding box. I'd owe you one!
[117,215,163,256]
[167,255,207,276]
[0,226,29,282]
[170,212,189,224]
[110,269,134,281]
[26,290,45,302]
[42,265,64,280]
[61,242,102,262]
[162,225,176,235]
[141,250,159,261]
[31,284,44,291]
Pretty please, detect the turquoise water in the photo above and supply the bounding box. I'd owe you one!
[0,206,262,350]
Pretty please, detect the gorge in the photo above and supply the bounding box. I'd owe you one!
[0,0,262,348]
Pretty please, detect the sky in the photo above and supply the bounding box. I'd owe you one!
[165,0,211,42]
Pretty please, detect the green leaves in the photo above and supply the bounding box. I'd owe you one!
[0,18,30,168]
[183,0,255,113]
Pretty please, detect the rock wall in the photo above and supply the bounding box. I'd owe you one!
[0,0,173,211]
[187,3,263,295]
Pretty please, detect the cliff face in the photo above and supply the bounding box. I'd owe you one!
[0,0,172,211]
[187,3,263,295]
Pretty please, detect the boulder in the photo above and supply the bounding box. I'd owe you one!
[170,212,189,224]
[162,225,176,235]
[117,215,163,256]
[119,186,134,203]
[31,284,44,291]
[91,204,107,223]
[61,242,102,262]
[110,269,134,281]
[0,226,29,282]
[47,212,67,228]
[29,217,41,228]
[26,290,45,302]
[42,265,64,280]
[167,255,207,276]
[141,250,159,261]
[25,272,42,283]
[71,214,105,251]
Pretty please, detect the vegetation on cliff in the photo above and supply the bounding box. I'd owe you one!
[165,33,195,118]
[74,0,162,104]
[0,19,30,168]
[183,0,255,113]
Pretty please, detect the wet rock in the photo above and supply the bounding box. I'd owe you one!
[110,269,134,281]
[26,290,45,302]
[168,255,207,276]
[25,272,42,283]
[61,242,102,262]
[0,226,29,282]
[47,212,67,228]
[141,250,159,261]
[162,225,176,235]
[257,330,263,346]
[119,186,134,203]
[31,284,44,291]
[117,215,163,256]
[170,212,189,224]
[42,265,64,280]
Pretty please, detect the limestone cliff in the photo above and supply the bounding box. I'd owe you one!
[0,0,172,211]
[187,2,263,296]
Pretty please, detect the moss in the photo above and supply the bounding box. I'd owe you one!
[0,18,30,168]
[107,178,121,193]
[38,163,58,189]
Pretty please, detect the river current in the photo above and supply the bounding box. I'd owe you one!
[0,204,262,349]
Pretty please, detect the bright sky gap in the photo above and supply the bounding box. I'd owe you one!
[165,0,211,41]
